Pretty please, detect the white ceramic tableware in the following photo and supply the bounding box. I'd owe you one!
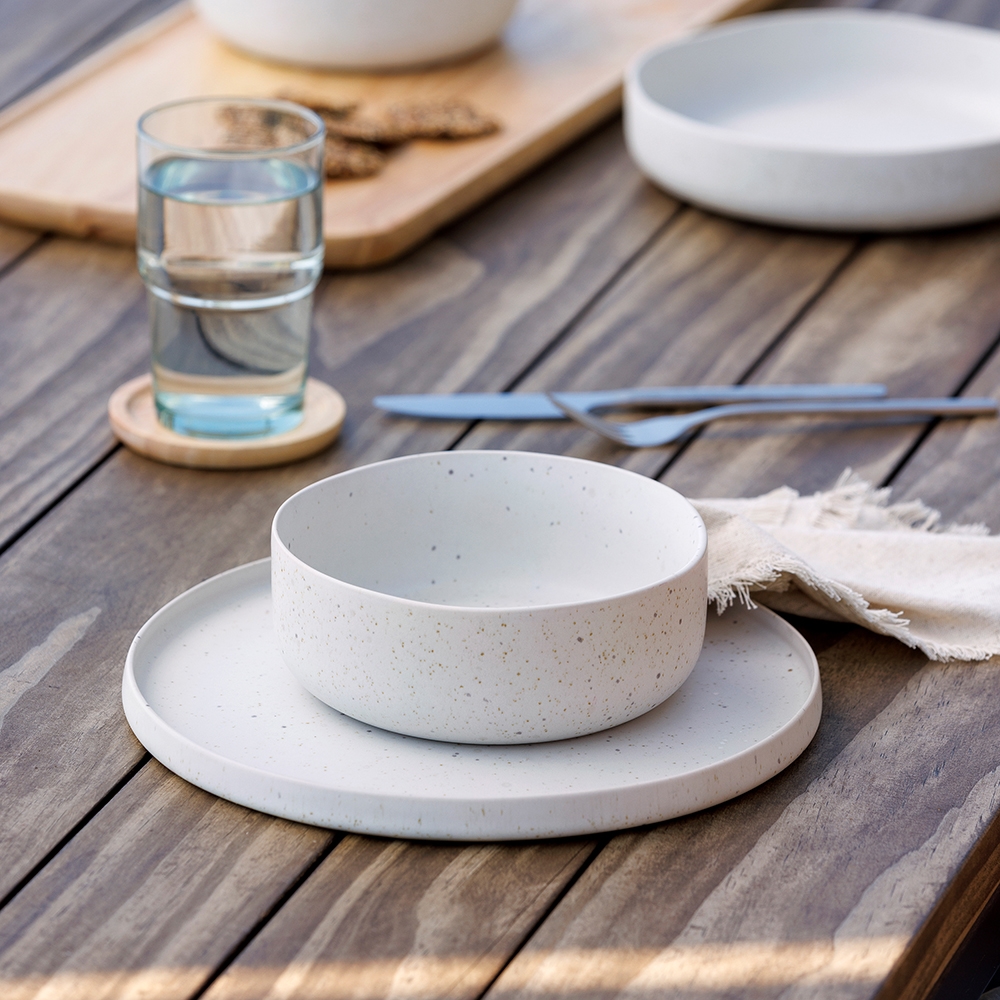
[626,9,1000,230]
[122,560,821,840]
[192,0,519,70]
[271,451,707,744]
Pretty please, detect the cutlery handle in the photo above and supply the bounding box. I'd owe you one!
[580,383,887,409]
[698,397,999,422]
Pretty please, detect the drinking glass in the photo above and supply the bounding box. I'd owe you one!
[137,97,325,438]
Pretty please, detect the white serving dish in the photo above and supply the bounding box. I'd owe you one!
[625,9,1000,230]
[271,451,707,744]
[192,0,519,71]
[122,560,821,840]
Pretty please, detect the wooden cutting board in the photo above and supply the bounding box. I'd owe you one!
[0,0,771,268]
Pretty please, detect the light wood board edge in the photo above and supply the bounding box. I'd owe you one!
[333,84,625,267]
[0,0,779,268]
[0,75,625,264]
[0,4,194,244]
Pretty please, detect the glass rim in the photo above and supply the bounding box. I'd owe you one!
[137,95,325,159]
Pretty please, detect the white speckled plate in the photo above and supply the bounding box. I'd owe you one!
[122,559,821,840]
[626,9,1000,230]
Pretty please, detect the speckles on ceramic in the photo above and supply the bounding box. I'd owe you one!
[271,451,708,743]
[121,560,822,840]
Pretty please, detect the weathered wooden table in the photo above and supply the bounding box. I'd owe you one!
[3,1,1000,998]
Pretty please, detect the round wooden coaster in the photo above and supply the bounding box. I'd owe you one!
[108,375,346,470]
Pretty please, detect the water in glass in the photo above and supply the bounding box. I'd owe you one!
[137,100,324,438]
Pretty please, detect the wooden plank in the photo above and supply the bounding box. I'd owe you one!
[0,119,674,903]
[0,239,146,550]
[0,141,1000,1000]
[865,347,1000,999]
[0,761,332,1000]
[890,341,1000,531]
[458,206,856,475]
[885,809,1000,1000]
[200,836,593,1000]
[0,0,768,266]
[659,224,1000,499]
[0,0,177,112]
[0,193,861,999]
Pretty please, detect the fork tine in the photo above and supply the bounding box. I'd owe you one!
[546,394,636,445]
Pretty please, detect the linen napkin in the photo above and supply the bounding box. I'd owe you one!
[691,471,1000,662]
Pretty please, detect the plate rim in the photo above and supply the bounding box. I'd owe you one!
[627,7,1000,160]
[123,558,822,839]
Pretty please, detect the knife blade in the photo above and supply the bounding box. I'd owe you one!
[373,383,889,421]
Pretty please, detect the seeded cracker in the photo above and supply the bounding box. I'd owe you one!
[325,115,411,146]
[324,135,386,178]
[218,104,316,149]
[268,93,503,181]
[218,105,278,147]
[385,101,500,140]
[306,100,501,146]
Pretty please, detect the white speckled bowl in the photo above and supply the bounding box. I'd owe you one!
[271,451,707,744]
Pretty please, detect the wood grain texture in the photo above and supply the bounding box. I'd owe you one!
[440,216,1000,1000]
[201,836,594,1000]
[856,325,1000,1000]
[0,0,763,266]
[0,119,672,907]
[458,207,855,475]
[7,161,999,1000]
[0,761,332,1000]
[485,636,1000,1000]
[889,337,1000,531]
[885,803,1000,1000]
[660,223,1000,499]
[2,4,1000,1000]
[0,0,177,112]
[0,239,147,550]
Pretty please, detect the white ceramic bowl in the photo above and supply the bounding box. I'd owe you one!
[271,451,707,744]
[625,9,1000,230]
[192,0,520,71]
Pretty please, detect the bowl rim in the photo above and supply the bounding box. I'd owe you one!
[271,449,707,614]
[626,7,1000,160]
